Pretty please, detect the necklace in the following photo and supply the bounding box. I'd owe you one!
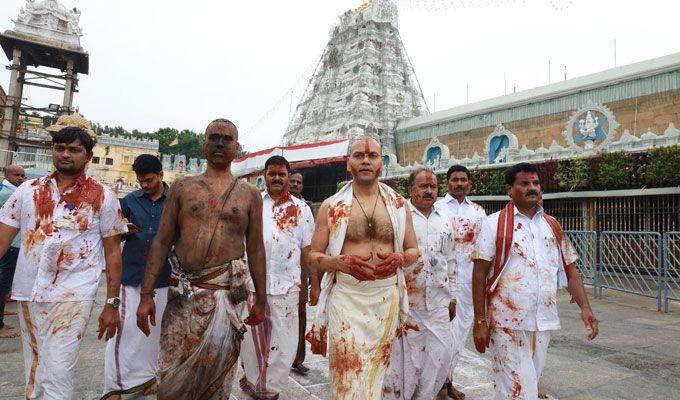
[353,192,380,238]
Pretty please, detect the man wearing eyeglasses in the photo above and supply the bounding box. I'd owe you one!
[102,154,172,399]
[0,122,128,400]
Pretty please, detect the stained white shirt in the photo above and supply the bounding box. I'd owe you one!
[405,201,455,311]
[434,194,486,286]
[252,191,314,295]
[474,207,578,331]
[0,174,128,302]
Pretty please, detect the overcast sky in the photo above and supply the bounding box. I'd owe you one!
[1,0,679,153]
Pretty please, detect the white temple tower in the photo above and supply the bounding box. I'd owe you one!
[282,0,428,155]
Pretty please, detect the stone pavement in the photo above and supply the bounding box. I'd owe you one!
[1,285,679,399]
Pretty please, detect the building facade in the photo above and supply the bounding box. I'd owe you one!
[391,52,680,175]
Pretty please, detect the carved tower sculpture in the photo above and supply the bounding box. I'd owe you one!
[281,0,427,155]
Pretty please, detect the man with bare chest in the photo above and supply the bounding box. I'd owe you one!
[307,137,420,399]
[136,119,267,400]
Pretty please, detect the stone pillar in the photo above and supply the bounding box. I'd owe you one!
[61,58,76,115]
[1,48,25,168]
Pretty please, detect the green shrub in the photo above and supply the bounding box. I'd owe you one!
[556,158,589,191]
[646,145,680,186]
[597,151,633,189]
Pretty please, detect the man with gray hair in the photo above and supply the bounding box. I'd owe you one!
[383,167,456,400]
[0,165,26,338]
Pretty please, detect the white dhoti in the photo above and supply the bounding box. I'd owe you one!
[326,273,399,400]
[383,307,452,400]
[490,327,550,400]
[18,300,94,400]
[449,283,473,378]
[103,285,169,398]
[240,290,299,398]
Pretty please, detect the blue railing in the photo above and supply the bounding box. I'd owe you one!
[564,231,679,313]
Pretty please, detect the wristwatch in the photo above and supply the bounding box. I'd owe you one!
[106,297,121,308]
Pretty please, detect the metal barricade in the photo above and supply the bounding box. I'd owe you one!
[565,231,597,292]
[598,232,663,311]
[663,232,680,313]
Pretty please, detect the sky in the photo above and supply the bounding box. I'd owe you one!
[1,0,679,153]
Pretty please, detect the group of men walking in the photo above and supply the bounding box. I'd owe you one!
[0,116,599,400]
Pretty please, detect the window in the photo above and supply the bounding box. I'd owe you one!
[105,158,114,166]
[92,156,100,164]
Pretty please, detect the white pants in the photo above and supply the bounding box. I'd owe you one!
[449,283,473,379]
[383,307,453,400]
[490,328,550,400]
[103,285,168,396]
[240,291,299,397]
[18,300,94,400]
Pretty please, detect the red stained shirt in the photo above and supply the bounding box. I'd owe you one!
[0,174,128,302]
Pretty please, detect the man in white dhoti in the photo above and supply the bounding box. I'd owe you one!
[0,122,128,400]
[383,168,456,400]
[102,155,173,399]
[435,165,486,400]
[307,137,420,399]
[472,162,599,400]
[240,156,315,399]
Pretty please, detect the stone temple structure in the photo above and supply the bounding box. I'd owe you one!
[281,0,428,155]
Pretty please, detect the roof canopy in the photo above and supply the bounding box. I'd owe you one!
[233,139,349,177]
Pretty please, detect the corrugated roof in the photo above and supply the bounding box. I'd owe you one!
[397,52,680,132]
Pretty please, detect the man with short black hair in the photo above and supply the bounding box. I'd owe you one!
[435,164,486,400]
[472,162,598,399]
[240,156,314,398]
[383,167,455,400]
[0,121,128,399]
[103,154,172,399]
[0,164,26,339]
[288,170,315,375]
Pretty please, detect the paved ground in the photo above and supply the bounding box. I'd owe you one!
[1,285,679,399]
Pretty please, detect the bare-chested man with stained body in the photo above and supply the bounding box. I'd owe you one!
[307,136,420,399]
[136,119,267,400]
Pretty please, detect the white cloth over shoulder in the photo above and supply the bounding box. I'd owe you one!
[307,181,410,355]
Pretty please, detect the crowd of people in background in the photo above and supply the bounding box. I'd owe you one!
[0,117,599,400]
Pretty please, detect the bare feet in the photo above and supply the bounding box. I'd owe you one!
[538,384,548,399]
[291,362,310,376]
[447,384,466,400]
[143,381,158,396]
[0,325,20,338]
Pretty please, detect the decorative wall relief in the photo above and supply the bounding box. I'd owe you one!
[562,101,619,150]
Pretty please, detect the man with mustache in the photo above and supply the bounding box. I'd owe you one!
[288,170,316,376]
[307,136,419,399]
[239,156,315,399]
[136,119,267,399]
[383,168,456,400]
[0,123,128,399]
[472,162,599,399]
[435,165,486,400]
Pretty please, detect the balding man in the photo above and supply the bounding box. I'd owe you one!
[0,165,25,338]
[136,119,267,399]
[307,136,420,399]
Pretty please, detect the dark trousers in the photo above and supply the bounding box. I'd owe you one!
[0,247,19,329]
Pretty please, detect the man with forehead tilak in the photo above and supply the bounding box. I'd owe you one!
[383,168,456,400]
[136,119,267,400]
[307,137,419,399]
